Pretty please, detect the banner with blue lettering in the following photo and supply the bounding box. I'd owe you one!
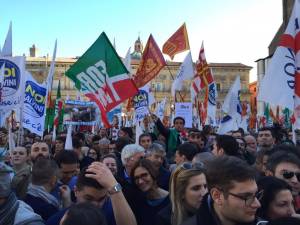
[0,57,25,110]
[133,89,149,122]
[23,72,47,136]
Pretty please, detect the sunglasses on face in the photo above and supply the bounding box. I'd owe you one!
[282,171,300,181]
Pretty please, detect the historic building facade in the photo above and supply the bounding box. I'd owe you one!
[25,38,252,118]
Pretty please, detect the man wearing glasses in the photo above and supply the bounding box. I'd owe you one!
[265,150,300,211]
[182,156,262,225]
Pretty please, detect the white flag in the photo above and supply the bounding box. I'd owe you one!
[140,83,155,106]
[218,76,241,134]
[123,47,132,76]
[65,125,73,150]
[23,71,47,136]
[0,56,25,111]
[155,97,167,120]
[171,51,194,96]
[2,22,12,57]
[207,80,218,125]
[218,115,239,134]
[44,40,57,111]
[258,0,300,110]
[222,76,241,120]
[8,127,15,153]
[0,63,5,86]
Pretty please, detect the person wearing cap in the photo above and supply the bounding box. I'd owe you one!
[0,162,44,225]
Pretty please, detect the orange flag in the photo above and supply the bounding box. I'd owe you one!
[134,34,166,88]
[162,23,190,60]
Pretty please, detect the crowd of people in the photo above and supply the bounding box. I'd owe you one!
[1,113,300,225]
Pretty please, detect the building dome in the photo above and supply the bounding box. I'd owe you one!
[131,36,143,60]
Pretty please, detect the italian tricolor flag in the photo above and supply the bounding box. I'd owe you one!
[66,32,138,127]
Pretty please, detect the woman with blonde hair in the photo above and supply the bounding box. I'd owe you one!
[157,162,208,225]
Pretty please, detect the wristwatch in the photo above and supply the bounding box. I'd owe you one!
[108,183,122,195]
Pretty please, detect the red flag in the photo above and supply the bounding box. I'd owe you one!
[134,34,166,88]
[192,42,214,124]
[162,23,190,60]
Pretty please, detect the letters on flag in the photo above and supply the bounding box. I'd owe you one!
[23,71,47,136]
[258,0,300,111]
[0,57,25,110]
[133,34,166,88]
[162,23,190,60]
[65,32,138,128]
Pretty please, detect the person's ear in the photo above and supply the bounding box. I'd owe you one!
[210,188,224,206]
[218,148,224,156]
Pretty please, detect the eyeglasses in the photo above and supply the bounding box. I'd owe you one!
[227,190,264,207]
[282,171,300,181]
[133,172,150,182]
[180,162,204,170]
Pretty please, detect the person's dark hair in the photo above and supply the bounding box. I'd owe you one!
[270,144,300,159]
[100,153,117,162]
[176,142,199,161]
[258,127,275,138]
[215,135,239,156]
[120,127,133,139]
[0,127,8,135]
[266,151,300,173]
[56,136,66,143]
[237,127,245,136]
[206,156,256,193]
[267,217,300,225]
[202,125,212,136]
[61,202,107,225]
[257,176,292,220]
[115,136,134,153]
[131,158,159,185]
[138,133,152,144]
[31,158,59,185]
[55,150,79,167]
[76,168,104,191]
[74,132,85,143]
[188,128,207,146]
[173,116,185,125]
[72,138,82,149]
[92,135,101,144]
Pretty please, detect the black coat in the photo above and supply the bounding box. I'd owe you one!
[181,194,260,225]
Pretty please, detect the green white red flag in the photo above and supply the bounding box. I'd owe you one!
[53,80,63,127]
[65,32,138,127]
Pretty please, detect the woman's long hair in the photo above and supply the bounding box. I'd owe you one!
[170,165,206,225]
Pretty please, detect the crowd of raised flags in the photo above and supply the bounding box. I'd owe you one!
[0,0,299,144]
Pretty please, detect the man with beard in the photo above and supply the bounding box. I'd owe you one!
[30,142,50,163]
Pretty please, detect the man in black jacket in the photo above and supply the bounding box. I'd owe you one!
[182,156,262,225]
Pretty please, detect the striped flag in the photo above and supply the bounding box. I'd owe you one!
[54,81,63,127]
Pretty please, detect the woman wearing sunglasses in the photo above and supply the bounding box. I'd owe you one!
[257,176,300,221]
[130,158,169,225]
[157,162,207,225]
